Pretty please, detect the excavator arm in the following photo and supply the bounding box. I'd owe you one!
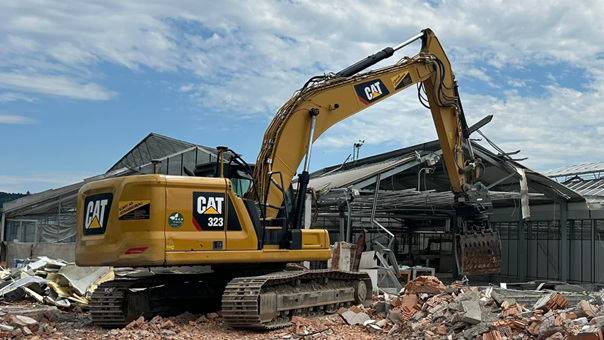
[247,28,501,275]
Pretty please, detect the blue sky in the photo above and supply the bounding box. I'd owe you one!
[2,0,604,193]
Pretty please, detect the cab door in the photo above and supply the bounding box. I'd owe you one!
[165,176,227,252]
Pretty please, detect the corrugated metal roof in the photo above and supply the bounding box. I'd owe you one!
[307,156,417,191]
[108,133,216,172]
[563,178,604,203]
[5,137,221,217]
[544,162,604,178]
[3,167,136,216]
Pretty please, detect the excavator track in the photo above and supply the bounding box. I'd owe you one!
[90,269,371,330]
[222,270,372,330]
[90,278,139,328]
[90,273,223,328]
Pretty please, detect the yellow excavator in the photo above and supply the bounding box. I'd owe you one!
[76,28,501,330]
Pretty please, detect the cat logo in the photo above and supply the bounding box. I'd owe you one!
[197,196,223,215]
[193,192,225,231]
[354,79,390,105]
[83,193,113,235]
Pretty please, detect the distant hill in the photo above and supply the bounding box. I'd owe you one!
[0,192,28,213]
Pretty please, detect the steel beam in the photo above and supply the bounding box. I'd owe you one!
[560,199,568,282]
[528,180,571,201]
[452,217,459,279]
[0,212,5,242]
[486,172,516,190]
[472,147,519,176]
[352,150,443,189]
[467,115,493,135]
[518,210,526,281]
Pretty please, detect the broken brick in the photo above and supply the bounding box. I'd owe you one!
[578,329,603,340]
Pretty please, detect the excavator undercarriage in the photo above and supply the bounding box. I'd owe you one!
[90,267,372,330]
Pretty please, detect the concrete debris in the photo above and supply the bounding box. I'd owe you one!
[461,300,482,324]
[341,310,371,325]
[581,300,600,317]
[0,323,14,332]
[0,256,115,310]
[332,277,604,340]
[3,272,604,340]
[8,314,39,331]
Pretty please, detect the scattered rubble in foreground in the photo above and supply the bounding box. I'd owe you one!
[2,273,604,339]
[330,276,604,340]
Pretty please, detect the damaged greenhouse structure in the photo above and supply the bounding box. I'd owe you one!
[1,133,220,264]
[3,132,604,286]
[306,139,604,284]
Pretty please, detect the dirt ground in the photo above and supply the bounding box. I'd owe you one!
[0,300,382,340]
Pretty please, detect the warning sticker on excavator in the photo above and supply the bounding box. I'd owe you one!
[390,71,413,90]
[354,79,390,105]
[118,200,151,220]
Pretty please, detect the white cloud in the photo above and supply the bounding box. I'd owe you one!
[0,113,36,124]
[3,0,604,170]
[506,79,526,88]
[466,68,492,82]
[0,92,36,102]
[0,73,116,100]
[179,83,194,92]
[316,81,604,172]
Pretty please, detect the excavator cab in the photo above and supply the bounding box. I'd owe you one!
[188,147,300,250]
[191,152,253,197]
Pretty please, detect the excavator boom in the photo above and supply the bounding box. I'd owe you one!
[248,29,501,275]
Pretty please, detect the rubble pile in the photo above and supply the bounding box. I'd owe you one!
[0,301,92,339]
[0,257,114,309]
[3,269,604,339]
[334,276,604,340]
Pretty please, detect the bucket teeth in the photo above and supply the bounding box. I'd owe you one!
[456,229,502,275]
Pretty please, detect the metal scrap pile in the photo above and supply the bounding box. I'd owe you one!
[332,276,604,340]
[0,256,114,309]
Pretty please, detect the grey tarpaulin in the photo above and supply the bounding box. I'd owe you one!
[37,214,77,243]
